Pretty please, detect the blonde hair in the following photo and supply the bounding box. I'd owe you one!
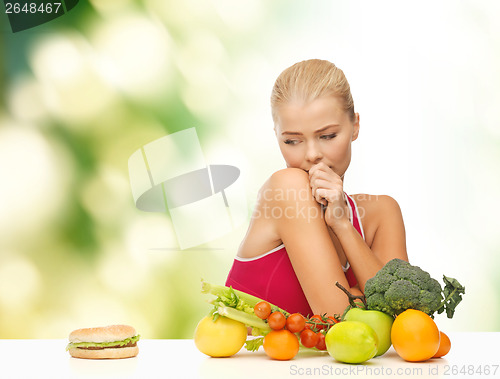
[270,59,355,123]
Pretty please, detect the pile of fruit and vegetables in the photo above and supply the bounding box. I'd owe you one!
[194,258,465,363]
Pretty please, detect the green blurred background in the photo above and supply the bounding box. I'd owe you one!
[1,0,499,338]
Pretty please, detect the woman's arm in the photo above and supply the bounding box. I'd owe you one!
[266,168,354,316]
[329,195,408,292]
[308,162,408,292]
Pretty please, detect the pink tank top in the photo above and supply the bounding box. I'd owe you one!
[225,193,365,317]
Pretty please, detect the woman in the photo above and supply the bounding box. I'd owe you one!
[225,59,408,317]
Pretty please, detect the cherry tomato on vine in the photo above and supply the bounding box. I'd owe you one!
[286,313,306,333]
[254,301,272,320]
[315,332,327,350]
[324,315,338,330]
[307,315,324,331]
[268,311,286,330]
[328,315,340,324]
[300,328,319,348]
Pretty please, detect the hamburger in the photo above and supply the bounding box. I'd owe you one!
[66,324,140,359]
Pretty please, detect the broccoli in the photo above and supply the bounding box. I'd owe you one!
[364,258,465,318]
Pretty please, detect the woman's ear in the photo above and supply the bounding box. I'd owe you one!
[352,113,360,141]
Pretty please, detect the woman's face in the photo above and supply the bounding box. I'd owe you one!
[274,95,360,178]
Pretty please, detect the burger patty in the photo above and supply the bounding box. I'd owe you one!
[78,342,137,350]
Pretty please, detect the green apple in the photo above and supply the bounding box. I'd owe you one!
[325,321,378,364]
[344,307,394,356]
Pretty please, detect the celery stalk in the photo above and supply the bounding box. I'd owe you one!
[217,304,271,332]
[201,279,289,315]
[201,280,264,307]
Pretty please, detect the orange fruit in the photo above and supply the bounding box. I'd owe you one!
[391,309,440,362]
[433,331,451,358]
[263,329,299,360]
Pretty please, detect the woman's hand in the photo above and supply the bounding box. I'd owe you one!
[308,162,350,229]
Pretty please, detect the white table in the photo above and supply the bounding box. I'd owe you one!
[1,333,498,378]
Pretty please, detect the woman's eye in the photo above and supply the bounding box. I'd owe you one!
[284,139,299,145]
[321,133,337,140]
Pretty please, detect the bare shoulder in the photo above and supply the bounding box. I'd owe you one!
[351,194,402,215]
[238,168,310,259]
[350,194,404,247]
[267,167,309,189]
[256,168,311,205]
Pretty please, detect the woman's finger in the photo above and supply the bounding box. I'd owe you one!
[314,188,328,206]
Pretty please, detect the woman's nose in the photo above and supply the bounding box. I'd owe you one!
[305,141,323,163]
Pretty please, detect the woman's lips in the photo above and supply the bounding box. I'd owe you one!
[305,166,333,172]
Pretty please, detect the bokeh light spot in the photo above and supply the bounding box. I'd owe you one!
[92,14,172,98]
[0,257,41,310]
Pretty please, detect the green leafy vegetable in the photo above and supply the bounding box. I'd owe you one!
[245,337,264,352]
[65,335,140,351]
[216,303,271,332]
[201,279,288,335]
[201,280,288,315]
[364,259,465,318]
[438,275,466,318]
